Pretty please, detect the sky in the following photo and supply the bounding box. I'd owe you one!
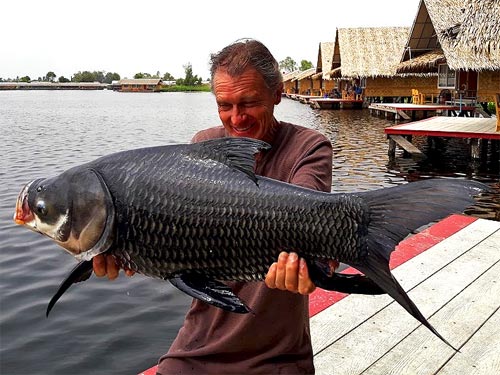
[1,0,421,81]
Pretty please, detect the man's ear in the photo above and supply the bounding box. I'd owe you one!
[274,83,283,105]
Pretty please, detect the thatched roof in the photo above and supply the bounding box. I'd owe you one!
[282,70,300,82]
[397,49,446,73]
[315,42,335,79]
[291,67,316,82]
[337,27,410,78]
[403,0,500,71]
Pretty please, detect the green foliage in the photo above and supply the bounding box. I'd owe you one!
[279,57,297,73]
[104,72,120,83]
[58,76,70,83]
[176,63,202,86]
[160,84,210,92]
[72,71,98,82]
[163,72,175,81]
[19,76,31,82]
[487,102,496,114]
[45,71,56,82]
[299,60,313,71]
[134,72,153,79]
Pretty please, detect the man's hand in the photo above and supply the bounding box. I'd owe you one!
[265,252,316,295]
[92,254,135,280]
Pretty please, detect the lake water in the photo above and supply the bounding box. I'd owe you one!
[0,90,498,375]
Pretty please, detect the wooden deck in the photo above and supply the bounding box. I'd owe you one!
[311,214,500,374]
[384,116,500,159]
[310,98,364,110]
[370,102,476,121]
[385,116,500,140]
[141,215,499,375]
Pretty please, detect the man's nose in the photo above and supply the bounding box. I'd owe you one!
[231,106,247,125]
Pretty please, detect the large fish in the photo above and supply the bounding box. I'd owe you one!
[14,137,487,349]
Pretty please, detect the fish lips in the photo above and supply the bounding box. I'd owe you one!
[14,179,41,226]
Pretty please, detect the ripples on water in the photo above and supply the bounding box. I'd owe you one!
[0,91,498,375]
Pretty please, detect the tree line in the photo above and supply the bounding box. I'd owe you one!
[0,63,205,85]
[279,57,314,73]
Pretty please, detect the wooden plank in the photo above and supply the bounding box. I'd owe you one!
[396,110,411,120]
[311,219,499,354]
[315,226,500,374]
[361,231,500,375]
[438,309,500,375]
[389,135,424,156]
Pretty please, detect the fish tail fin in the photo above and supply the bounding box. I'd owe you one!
[353,179,485,350]
[355,255,459,351]
[360,179,487,256]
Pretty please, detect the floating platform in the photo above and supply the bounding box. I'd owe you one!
[286,94,323,104]
[369,102,476,121]
[310,98,364,110]
[384,116,500,159]
[140,214,500,375]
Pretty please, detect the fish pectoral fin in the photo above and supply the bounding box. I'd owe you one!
[46,260,93,317]
[306,259,385,295]
[169,273,250,314]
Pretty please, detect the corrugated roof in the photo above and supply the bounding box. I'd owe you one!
[338,27,410,78]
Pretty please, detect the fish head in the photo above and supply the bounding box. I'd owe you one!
[14,168,115,260]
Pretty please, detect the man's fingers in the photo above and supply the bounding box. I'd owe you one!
[274,252,288,290]
[106,255,119,280]
[93,255,107,277]
[265,262,278,288]
[298,258,316,295]
[284,252,299,292]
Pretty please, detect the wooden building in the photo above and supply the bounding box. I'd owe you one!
[327,26,441,101]
[397,0,500,106]
[115,79,163,92]
[282,71,300,94]
[291,68,316,95]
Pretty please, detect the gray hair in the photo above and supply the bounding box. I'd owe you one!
[209,38,283,93]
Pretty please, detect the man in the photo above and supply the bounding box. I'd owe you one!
[94,39,333,374]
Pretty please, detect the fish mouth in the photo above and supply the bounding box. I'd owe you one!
[14,180,36,226]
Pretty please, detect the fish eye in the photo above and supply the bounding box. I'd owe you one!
[37,185,44,192]
[36,200,48,216]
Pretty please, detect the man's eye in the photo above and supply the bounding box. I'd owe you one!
[218,103,231,111]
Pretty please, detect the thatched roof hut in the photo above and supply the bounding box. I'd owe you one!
[337,27,410,78]
[313,42,334,80]
[401,0,500,72]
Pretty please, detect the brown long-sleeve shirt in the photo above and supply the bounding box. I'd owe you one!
[157,121,332,375]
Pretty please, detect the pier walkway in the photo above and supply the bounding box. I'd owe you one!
[311,214,500,374]
[141,214,499,375]
[369,103,476,121]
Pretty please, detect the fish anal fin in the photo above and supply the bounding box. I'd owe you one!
[47,260,93,317]
[306,259,385,295]
[169,273,250,313]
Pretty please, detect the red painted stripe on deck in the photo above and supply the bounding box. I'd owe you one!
[308,214,477,316]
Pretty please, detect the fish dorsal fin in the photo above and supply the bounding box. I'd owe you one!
[190,137,271,183]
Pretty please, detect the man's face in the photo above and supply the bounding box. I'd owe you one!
[213,68,282,142]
